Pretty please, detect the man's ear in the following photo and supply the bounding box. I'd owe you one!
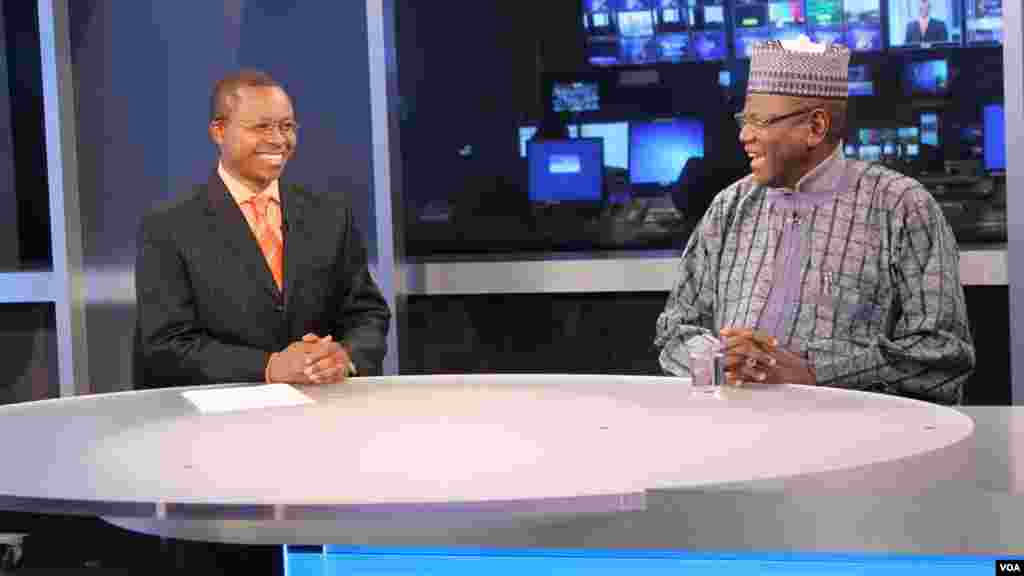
[807,110,829,148]
[209,120,224,146]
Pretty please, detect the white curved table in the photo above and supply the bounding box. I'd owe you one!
[0,374,997,550]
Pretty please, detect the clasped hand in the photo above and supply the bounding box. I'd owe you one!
[719,327,815,386]
[268,333,353,385]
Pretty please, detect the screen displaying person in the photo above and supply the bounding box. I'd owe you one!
[905,0,949,43]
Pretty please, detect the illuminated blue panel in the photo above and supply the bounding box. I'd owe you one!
[629,118,704,186]
[286,548,995,576]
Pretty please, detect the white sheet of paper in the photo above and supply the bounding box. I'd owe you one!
[182,384,314,414]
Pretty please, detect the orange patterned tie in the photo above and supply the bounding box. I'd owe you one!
[244,194,283,290]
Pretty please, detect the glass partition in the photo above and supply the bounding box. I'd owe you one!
[397,0,1007,257]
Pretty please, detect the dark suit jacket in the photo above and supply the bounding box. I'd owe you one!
[905,18,949,44]
[133,171,390,389]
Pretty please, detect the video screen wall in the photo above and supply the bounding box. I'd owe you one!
[584,0,728,65]
[582,0,1001,65]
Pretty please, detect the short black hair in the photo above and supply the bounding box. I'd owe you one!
[210,69,284,122]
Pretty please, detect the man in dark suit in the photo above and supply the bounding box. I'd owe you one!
[134,70,390,573]
[904,0,949,44]
[135,69,390,392]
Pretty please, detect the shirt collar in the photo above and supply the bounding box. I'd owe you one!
[218,162,280,206]
[765,143,847,206]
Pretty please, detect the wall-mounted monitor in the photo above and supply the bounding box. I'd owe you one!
[691,0,728,61]
[849,126,920,161]
[920,111,941,147]
[552,81,600,113]
[858,128,882,145]
[805,0,844,43]
[583,0,726,66]
[984,104,1005,173]
[629,117,705,191]
[897,126,921,157]
[859,144,882,162]
[889,0,963,48]
[733,0,807,59]
[840,0,883,51]
[579,121,630,169]
[903,58,950,96]
[966,0,1002,45]
[620,7,656,37]
[848,64,874,96]
[527,138,604,203]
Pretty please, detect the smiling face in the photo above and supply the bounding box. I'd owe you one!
[209,85,296,192]
[738,93,816,189]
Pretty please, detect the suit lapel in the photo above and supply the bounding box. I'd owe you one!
[203,171,280,302]
[280,182,308,315]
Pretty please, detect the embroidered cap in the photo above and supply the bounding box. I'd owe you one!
[747,36,851,100]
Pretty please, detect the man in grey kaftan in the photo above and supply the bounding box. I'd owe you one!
[654,38,974,404]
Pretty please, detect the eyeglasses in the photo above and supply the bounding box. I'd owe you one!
[734,106,819,131]
[224,119,300,138]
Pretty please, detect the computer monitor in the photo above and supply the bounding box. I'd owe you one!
[580,121,630,170]
[889,0,962,48]
[904,59,950,96]
[848,64,874,97]
[966,0,1002,45]
[629,117,705,191]
[527,138,604,203]
[552,81,600,113]
[984,104,1005,173]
